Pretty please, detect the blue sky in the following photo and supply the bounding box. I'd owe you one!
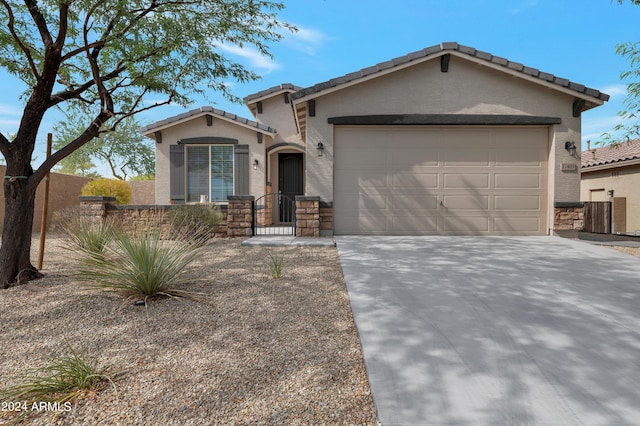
[1,0,640,175]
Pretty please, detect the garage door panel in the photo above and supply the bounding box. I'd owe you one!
[495,150,544,167]
[392,151,439,168]
[494,196,540,210]
[495,174,541,189]
[334,126,548,235]
[443,216,490,233]
[443,195,489,210]
[444,150,491,167]
[392,216,438,233]
[494,217,541,232]
[393,173,438,189]
[444,174,490,189]
[339,171,389,191]
[393,194,438,210]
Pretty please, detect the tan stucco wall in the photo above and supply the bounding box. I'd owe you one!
[252,93,306,195]
[581,164,640,233]
[254,94,301,143]
[0,165,90,232]
[302,55,583,223]
[154,114,270,204]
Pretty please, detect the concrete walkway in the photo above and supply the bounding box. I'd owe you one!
[241,236,335,247]
[337,236,640,425]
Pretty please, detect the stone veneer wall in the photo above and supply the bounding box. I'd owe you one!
[296,196,320,237]
[226,196,254,237]
[319,202,333,237]
[554,202,584,234]
[79,196,233,238]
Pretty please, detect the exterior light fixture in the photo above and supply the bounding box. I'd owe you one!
[253,159,259,170]
[317,141,325,157]
[608,189,614,197]
[564,141,577,157]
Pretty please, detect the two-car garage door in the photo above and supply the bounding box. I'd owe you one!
[334,126,548,235]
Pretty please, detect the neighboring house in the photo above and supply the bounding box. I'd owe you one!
[142,42,609,236]
[581,139,640,234]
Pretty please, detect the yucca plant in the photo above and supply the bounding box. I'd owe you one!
[65,218,117,256]
[0,343,118,424]
[76,226,202,302]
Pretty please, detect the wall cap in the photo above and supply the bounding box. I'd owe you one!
[554,201,584,208]
[295,196,320,201]
[79,196,116,202]
[228,195,255,201]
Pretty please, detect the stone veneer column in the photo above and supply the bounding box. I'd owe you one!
[227,195,254,237]
[319,201,333,236]
[78,196,116,223]
[295,196,320,237]
[553,201,584,238]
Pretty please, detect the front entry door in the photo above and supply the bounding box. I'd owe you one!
[278,153,304,222]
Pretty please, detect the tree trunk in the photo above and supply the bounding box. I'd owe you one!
[0,173,42,288]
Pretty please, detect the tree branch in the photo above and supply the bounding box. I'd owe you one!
[1,0,40,80]
[31,111,111,186]
[24,0,53,47]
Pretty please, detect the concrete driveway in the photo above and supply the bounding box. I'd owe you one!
[336,236,640,425]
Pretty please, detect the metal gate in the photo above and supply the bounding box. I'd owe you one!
[253,193,296,236]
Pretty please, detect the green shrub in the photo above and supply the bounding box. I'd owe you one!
[75,226,202,303]
[65,217,117,256]
[81,178,132,205]
[0,342,118,424]
[167,204,222,244]
[268,251,284,279]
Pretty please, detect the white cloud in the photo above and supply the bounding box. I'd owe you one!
[283,24,330,55]
[0,104,22,116]
[600,84,628,98]
[215,42,280,73]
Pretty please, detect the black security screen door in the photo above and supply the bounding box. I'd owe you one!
[278,153,303,222]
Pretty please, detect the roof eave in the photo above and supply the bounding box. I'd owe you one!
[140,107,277,137]
[582,157,640,172]
[290,47,608,108]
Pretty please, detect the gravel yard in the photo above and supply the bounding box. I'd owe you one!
[0,237,378,425]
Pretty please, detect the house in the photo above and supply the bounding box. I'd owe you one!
[142,42,609,236]
[581,139,640,234]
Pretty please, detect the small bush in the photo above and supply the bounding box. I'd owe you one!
[268,251,284,279]
[167,204,222,244]
[81,178,132,205]
[0,342,118,424]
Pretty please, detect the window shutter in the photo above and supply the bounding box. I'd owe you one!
[234,144,249,195]
[170,145,185,204]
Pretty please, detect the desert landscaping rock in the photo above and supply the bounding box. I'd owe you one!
[0,237,377,425]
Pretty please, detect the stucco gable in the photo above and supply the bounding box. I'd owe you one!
[140,106,276,138]
[244,83,302,104]
[289,42,609,109]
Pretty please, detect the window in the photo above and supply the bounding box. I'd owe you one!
[186,145,234,203]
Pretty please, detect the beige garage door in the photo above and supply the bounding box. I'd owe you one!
[334,126,548,235]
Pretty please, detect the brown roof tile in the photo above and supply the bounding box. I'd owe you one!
[581,139,640,169]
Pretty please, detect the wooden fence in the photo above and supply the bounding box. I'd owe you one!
[583,201,611,234]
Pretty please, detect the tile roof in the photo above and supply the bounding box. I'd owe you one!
[244,83,302,103]
[581,139,640,169]
[289,42,610,103]
[140,106,276,134]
